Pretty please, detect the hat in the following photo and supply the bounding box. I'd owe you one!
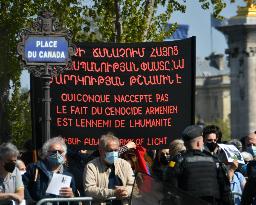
[182,125,203,141]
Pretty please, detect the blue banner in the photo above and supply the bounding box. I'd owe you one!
[24,36,68,63]
[165,24,189,41]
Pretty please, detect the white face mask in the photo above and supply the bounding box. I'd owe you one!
[20,170,26,175]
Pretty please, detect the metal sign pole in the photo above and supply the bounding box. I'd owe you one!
[17,10,75,145]
[42,64,51,142]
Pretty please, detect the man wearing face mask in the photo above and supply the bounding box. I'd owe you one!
[83,133,134,205]
[245,131,256,157]
[203,125,227,162]
[0,143,24,204]
[240,133,256,205]
[240,132,256,179]
[22,137,77,204]
[164,125,233,205]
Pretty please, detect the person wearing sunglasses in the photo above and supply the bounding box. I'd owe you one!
[22,137,77,205]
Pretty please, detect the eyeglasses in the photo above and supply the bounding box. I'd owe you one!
[105,148,119,153]
[48,150,65,154]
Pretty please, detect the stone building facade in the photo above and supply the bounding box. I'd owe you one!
[195,54,231,125]
[216,1,256,137]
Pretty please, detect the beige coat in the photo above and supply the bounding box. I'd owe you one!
[83,157,135,205]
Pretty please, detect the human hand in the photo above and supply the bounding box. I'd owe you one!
[59,187,74,197]
[126,141,136,149]
[9,193,23,203]
[114,186,129,199]
[230,160,239,171]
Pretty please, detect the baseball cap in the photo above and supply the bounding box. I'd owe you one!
[182,125,203,141]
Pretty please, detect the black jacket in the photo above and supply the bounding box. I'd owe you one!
[22,160,77,203]
[164,149,233,205]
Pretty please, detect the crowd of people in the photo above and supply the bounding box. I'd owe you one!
[1,125,256,205]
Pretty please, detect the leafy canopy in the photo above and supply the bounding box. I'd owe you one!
[0,0,235,145]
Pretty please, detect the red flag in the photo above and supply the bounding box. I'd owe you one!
[135,146,151,175]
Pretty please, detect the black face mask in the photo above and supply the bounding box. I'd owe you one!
[160,155,169,166]
[4,161,16,173]
[206,142,217,152]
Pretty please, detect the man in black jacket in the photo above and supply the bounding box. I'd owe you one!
[22,137,77,204]
[164,125,233,205]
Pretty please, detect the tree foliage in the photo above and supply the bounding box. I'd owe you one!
[0,0,85,143]
[7,84,31,148]
[80,0,235,43]
[0,0,236,144]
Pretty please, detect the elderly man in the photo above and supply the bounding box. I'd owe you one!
[22,137,76,204]
[83,134,134,205]
[245,131,256,157]
[0,143,24,204]
[241,132,256,178]
[165,125,233,205]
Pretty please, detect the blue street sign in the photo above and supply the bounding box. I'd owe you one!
[24,36,68,63]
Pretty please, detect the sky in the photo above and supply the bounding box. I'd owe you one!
[20,0,245,88]
[171,0,244,57]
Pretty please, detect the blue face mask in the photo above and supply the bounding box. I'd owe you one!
[105,151,119,164]
[247,145,256,157]
[47,152,65,166]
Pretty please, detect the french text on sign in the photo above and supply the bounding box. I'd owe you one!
[36,40,57,48]
[129,117,172,128]
[56,118,73,127]
[25,36,69,63]
[75,119,112,128]
[70,106,88,115]
[34,37,196,149]
[56,105,67,114]
[60,93,111,103]
[114,94,153,103]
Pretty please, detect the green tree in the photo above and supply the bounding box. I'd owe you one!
[7,83,31,148]
[0,0,235,143]
[80,0,234,43]
[0,0,85,142]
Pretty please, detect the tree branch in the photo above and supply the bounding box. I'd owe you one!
[142,0,155,41]
[114,0,122,42]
